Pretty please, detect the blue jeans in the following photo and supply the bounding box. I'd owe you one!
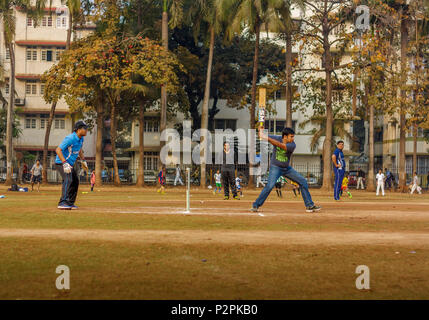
[253,165,315,208]
[334,168,345,200]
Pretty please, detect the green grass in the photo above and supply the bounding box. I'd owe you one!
[1,185,429,299]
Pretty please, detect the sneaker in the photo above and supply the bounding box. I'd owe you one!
[71,205,78,210]
[58,205,72,210]
[306,205,322,213]
[250,206,258,212]
[233,196,240,200]
[224,196,229,200]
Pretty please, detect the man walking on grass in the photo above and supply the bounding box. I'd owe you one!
[30,159,43,192]
[55,121,88,210]
[251,127,321,213]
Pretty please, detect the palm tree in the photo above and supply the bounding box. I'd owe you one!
[188,0,225,187]
[274,0,304,128]
[42,0,81,184]
[1,0,46,185]
[222,0,282,187]
[159,0,168,171]
[299,113,354,153]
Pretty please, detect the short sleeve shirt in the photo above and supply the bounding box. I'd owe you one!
[269,135,296,168]
[333,148,346,170]
[55,132,84,166]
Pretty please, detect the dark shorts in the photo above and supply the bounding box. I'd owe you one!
[275,182,282,189]
[32,175,42,183]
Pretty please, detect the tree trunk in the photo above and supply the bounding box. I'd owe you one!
[413,123,417,174]
[200,27,215,188]
[43,10,73,184]
[321,32,333,191]
[95,96,104,187]
[136,101,145,187]
[352,69,358,117]
[160,9,168,170]
[398,18,408,192]
[285,31,293,128]
[5,42,15,185]
[367,78,375,192]
[42,101,57,184]
[66,11,73,50]
[110,102,121,186]
[249,22,261,188]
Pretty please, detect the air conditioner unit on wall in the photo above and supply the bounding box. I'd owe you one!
[15,98,25,106]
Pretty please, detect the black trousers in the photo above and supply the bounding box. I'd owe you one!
[56,164,79,206]
[222,169,237,198]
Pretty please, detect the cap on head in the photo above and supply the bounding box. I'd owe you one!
[74,120,88,132]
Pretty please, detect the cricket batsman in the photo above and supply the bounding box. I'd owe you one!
[55,121,88,210]
[251,127,321,213]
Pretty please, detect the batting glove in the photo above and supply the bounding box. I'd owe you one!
[63,162,72,174]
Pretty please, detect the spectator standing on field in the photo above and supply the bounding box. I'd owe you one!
[385,168,393,190]
[221,141,239,200]
[410,172,422,195]
[256,164,265,188]
[174,164,184,186]
[376,169,385,197]
[30,159,43,192]
[90,171,96,192]
[357,167,365,190]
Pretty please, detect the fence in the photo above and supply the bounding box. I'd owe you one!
[2,164,428,189]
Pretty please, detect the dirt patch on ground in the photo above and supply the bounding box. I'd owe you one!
[2,228,429,247]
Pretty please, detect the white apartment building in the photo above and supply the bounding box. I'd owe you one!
[0,1,96,175]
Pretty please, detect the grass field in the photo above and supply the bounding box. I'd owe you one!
[1,183,429,300]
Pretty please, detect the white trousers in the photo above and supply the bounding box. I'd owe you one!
[174,175,184,186]
[256,176,265,188]
[376,182,385,196]
[410,184,422,194]
[357,177,365,189]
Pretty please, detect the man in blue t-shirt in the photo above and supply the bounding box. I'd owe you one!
[55,121,88,210]
[332,140,346,201]
[251,127,321,213]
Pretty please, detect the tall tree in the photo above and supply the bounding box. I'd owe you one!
[186,0,226,187]
[222,0,283,187]
[299,0,355,191]
[2,1,45,185]
[43,0,82,184]
[274,0,304,128]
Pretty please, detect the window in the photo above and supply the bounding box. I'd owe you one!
[5,48,10,60]
[27,17,33,27]
[26,83,37,95]
[5,84,9,95]
[40,114,48,129]
[40,83,45,95]
[56,16,67,28]
[54,116,65,130]
[144,118,160,132]
[144,152,159,170]
[214,119,237,131]
[26,47,38,61]
[41,16,53,27]
[25,115,37,129]
[56,47,65,61]
[41,49,53,62]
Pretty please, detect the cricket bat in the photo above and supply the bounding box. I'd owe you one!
[258,87,267,129]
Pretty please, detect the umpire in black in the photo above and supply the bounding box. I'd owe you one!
[221,141,239,200]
